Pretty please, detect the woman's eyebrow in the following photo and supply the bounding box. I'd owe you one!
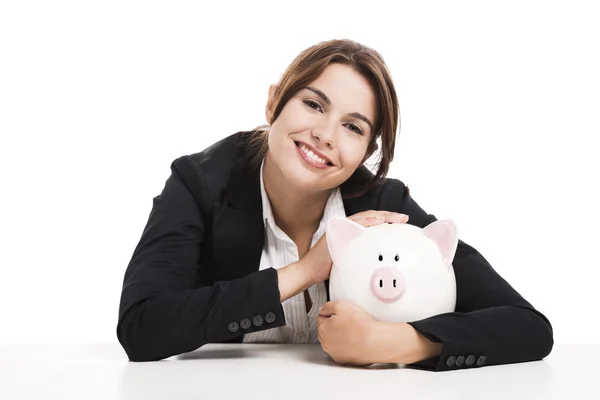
[306,86,332,105]
[305,86,374,131]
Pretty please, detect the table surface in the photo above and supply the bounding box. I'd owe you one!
[0,343,598,400]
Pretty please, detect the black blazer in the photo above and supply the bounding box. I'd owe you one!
[116,131,553,371]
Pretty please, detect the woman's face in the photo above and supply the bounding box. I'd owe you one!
[265,63,378,193]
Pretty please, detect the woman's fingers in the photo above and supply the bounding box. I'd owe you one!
[383,212,409,223]
[349,211,409,227]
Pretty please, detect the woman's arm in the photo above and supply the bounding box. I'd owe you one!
[377,180,554,371]
[117,159,290,362]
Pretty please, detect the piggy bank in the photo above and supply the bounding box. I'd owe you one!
[326,217,459,322]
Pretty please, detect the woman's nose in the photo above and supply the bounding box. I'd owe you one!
[312,126,335,148]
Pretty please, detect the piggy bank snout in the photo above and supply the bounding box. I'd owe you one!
[370,267,405,303]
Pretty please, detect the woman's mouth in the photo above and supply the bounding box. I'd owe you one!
[294,141,333,169]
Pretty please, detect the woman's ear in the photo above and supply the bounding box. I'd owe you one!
[265,84,278,123]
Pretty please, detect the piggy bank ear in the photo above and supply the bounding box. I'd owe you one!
[422,219,459,268]
[326,217,366,264]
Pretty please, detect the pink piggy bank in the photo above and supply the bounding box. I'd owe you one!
[326,217,459,322]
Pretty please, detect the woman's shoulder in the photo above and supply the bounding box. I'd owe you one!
[168,131,252,209]
[379,176,409,196]
[373,176,410,212]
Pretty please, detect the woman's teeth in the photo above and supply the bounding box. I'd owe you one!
[299,143,330,165]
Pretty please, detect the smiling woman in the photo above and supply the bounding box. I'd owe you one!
[246,40,399,199]
[116,39,553,372]
[262,64,376,201]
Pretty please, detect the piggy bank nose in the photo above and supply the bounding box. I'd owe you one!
[370,267,405,303]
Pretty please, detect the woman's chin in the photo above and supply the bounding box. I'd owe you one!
[285,168,339,192]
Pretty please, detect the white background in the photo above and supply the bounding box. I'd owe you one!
[0,0,598,346]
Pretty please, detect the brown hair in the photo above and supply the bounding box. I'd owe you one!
[246,39,399,198]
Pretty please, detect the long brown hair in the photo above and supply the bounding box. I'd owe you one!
[246,39,399,198]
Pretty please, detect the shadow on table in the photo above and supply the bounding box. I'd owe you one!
[295,344,405,369]
[176,347,256,360]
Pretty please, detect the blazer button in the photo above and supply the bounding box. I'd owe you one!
[476,355,487,366]
[252,315,264,327]
[265,312,276,323]
[445,356,456,367]
[455,356,465,367]
[240,318,251,329]
[228,322,239,333]
[466,355,476,366]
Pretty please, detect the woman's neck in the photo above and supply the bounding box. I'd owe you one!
[262,154,331,239]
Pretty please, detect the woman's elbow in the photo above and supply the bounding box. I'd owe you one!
[540,317,554,359]
[525,306,554,359]
[116,304,164,362]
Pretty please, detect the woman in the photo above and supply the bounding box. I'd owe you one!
[116,39,553,371]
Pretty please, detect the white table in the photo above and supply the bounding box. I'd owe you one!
[0,343,597,399]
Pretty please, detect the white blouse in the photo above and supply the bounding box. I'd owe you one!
[242,160,347,344]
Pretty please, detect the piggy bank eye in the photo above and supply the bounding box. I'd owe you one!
[378,253,383,262]
[394,254,400,262]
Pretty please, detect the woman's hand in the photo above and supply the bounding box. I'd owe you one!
[316,301,381,366]
[297,211,409,285]
[318,301,443,366]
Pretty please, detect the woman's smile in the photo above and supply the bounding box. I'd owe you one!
[294,141,334,169]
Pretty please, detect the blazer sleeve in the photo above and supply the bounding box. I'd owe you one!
[116,157,285,362]
[380,180,554,372]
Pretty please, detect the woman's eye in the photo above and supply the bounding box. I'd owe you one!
[346,123,363,135]
[303,100,323,112]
